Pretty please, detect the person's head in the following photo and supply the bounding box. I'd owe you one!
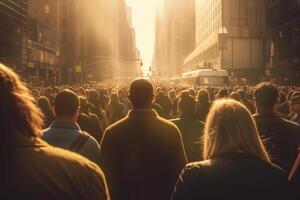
[254,82,279,112]
[88,90,99,106]
[0,63,44,141]
[229,92,241,101]
[53,90,79,122]
[203,99,270,163]
[197,89,210,104]
[79,97,90,115]
[37,96,52,115]
[168,90,176,100]
[218,88,229,99]
[188,88,196,97]
[129,79,154,109]
[178,91,196,115]
[290,91,300,114]
[109,93,119,106]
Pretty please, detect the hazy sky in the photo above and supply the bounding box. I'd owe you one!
[125,0,163,69]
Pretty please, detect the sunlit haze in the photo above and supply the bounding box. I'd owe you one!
[125,0,163,70]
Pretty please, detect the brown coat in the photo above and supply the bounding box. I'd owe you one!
[99,109,187,200]
[2,133,110,200]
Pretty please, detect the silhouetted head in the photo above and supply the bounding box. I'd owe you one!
[129,79,154,109]
[230,92,241,101]
[254,82,279,111]
[37,96,52,116]
[197,89,210,104]
[0,63,44,140]
[178,91,196,114]
[54,89,79,122]
[218,88,229,99]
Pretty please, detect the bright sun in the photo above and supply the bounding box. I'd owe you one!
[125,0,164,68]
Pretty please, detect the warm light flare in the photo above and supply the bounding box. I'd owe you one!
[125,0,164,69]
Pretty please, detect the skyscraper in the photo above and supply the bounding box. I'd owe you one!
[153,0,195,78]
[185,0,266,83]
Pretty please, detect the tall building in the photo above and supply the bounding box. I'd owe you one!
[62,0,140,83]
[185,0,266,83]
[266,0,300,84]
[27,0,61,85]
[153,0,195,78]
[0,0,28,78]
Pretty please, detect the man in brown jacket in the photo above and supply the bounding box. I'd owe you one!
[99,79,187,200]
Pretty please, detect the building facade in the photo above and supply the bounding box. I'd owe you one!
[153,0,195,78]
[28,0,61,85]
[266,0,300,84]
[185,0,266,83]
[62,0,140,83]
[0,0,28,78]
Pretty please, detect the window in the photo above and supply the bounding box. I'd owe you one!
[44,4,50,14]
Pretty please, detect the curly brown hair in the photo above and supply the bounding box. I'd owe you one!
[0,63,44,140]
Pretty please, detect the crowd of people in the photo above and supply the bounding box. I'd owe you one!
[1,62,300,199]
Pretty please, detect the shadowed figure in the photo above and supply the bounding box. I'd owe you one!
[0,63,109,200]
[100,78,187,200]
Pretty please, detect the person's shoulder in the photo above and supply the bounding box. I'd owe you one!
[157,115,180,130]
[104,116,129,134]
[281,117,300,129]
[41,127,52,139]
[179,160,213,182]
[185,159,214,170]
[41,144,102,175]
[170,118,180,124]
[82,131,100,148]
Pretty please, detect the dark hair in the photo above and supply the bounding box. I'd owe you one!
[37,96,53,120]
[129,79,154,109]
[230,92,241,101]
[254,82,279,108]
[178,91,195,113]
[37,96,52,113]
[218,88,229,98]
[79,97,90,114]
[0,63,44,140]
[54,89,79,117]
[197,89,210,103]
[109,93,120,107]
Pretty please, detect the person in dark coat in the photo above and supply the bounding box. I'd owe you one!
[155,91,172,119]
[195,89,211,122]
[99,79,187,200]
[253,82,300,172]
[172,99,291,200]
[77,97,104,143]
[37,96,54,128]
[171,91,204,162]
[107,93,125,124]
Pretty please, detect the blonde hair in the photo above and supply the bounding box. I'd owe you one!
[203,99,270,162]
[0,63,44,140]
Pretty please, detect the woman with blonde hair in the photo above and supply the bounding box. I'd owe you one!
[172,99,291,200]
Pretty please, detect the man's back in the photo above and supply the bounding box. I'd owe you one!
[42,121,100,161]
[100,109,187,200]
[3,135,109,200]
[254,113,300,171]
